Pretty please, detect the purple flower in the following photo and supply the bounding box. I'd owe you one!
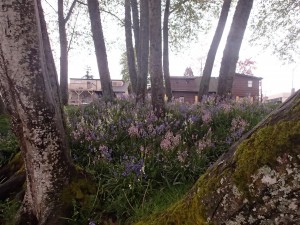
[98,145,112,161]
[122,157,145,178]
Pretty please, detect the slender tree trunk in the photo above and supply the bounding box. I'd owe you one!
[0,1,73,224]
[149,0,165,117]
[87,0,114,100]
[58,0,69,106]
[58,0,76,105]
[39,0,68,131]
[198,0,232,100]
[163,0,172,102]
[125,0,138,94]
[217,0,254,96]
[136,0,149,102]
[131,0,140,60]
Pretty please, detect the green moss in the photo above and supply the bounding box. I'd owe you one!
[233,120,300,195]
[61,177,96,205]
[3,152,24,175]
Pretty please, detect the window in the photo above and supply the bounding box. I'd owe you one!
[248,80,253,88]
[112,81,123,87]
[179,97,184,103]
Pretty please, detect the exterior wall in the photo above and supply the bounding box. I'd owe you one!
[265,92,292,103]
[69,90,100,105]
[170,74,262,104]
[170,77,199,92]
[68,79,128,105]
[69,79,100,91]
[231,75,261,100]
[172,92,197,104]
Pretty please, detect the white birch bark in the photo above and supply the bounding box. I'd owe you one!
[0,1,72,224]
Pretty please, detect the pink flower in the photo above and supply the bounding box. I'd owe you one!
[202,110,212,124]
[160,131,181,151]
[160,138,172,150]
[177,150,188,163]
[72,130,81,140]
[196,128,212,154]
[128,124,140,137]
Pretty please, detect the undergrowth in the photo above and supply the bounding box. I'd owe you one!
[0,98,276,224]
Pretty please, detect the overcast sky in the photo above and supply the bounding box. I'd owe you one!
[45,1,299,97]
[67,25,299,97]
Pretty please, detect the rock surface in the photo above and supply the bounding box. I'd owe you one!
[135,91,300,225]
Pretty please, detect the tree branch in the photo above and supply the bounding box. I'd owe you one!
[68,9,81,52]
[44,0,57,13]
[76,0,124,26]
[76,0,87,6]
[100,8,125,26]
[170,0,190,14]
[64,0,77,23]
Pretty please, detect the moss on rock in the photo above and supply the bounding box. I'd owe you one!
[233,120,300,196]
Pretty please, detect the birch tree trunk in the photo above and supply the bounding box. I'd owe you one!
[0,1,73,224]
[163,0,172,102]
[198,0,232,99]
[125,0,138,94]
[217,0,254,96]
[87,0,114,100]
[136,0,149,102]
[149,0,165,117]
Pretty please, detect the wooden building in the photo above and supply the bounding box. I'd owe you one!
[68,78,129,105]
[170,73,262,103]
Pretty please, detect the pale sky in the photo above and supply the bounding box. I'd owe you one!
[49,1,299,97]
[67,29,299,98]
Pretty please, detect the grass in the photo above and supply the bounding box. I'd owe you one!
[125,184,192,225]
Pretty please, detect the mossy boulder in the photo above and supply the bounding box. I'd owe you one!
[135,92,300,224]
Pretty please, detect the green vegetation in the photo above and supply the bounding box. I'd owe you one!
[0,115,18,167]
[0,98,276,224]
[0,199,20,225]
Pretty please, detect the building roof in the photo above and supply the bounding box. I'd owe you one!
[235,73,263,80]
[170,76,218,92]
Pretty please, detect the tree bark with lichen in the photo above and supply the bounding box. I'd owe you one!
[135,90,300,224]
[0,1,75,224]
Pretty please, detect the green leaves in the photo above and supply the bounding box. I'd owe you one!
[250,0,300,63]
